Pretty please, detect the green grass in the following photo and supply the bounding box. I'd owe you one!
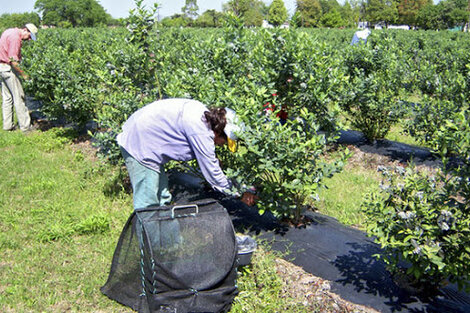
[315,163,381,229]
[0,127,134,312]
[385,123,420,147]
[233,245,318,311]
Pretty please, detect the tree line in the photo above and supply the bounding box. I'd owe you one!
[158,0,470,30]
[0,0,122,29]
[0,0,469,30]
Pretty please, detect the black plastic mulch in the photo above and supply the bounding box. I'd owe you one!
[170,173,470,313]
[221,198,470,313]
[168,132,470,313]
[336,129,436,167]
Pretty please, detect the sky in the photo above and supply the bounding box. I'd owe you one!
[0,0,299,19]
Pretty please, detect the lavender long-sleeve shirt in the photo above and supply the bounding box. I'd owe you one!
[117,98,233,194]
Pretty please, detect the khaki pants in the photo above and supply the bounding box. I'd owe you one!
[0,64,31,131]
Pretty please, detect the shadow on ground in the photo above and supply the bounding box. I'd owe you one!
[337,129,440,169]
[169,169,470,313]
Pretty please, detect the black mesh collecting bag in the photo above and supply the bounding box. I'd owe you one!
[101,199,239,313]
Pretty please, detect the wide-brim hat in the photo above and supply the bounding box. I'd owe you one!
[25,23,38,41]
[224,108,242,153]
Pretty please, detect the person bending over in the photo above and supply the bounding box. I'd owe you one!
[117,98,257,210]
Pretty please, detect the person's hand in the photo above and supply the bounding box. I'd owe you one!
[241,192,258,206]
[11,62,29,80]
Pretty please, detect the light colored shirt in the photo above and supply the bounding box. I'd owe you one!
[117,98,233,194]
[0,28,22,64]
[351,29,371,45]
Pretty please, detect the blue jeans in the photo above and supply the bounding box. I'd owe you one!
[121,147,181,255]
[120,146,172,210]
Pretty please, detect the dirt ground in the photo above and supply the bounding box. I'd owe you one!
[274,257,379,312]
[342,143,440,173]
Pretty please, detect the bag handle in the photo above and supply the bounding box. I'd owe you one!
[171,204,199,218]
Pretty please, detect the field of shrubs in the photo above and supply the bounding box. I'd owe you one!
[17,11,470,292]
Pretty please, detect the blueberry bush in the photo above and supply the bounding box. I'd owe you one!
[363,108,470,291]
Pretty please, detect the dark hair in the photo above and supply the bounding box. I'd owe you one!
[204,107,227,137]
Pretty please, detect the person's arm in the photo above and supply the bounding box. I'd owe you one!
[188,134,258,206]
[10,60,28,80]
[5,33,28,79]
[187,133,233,194]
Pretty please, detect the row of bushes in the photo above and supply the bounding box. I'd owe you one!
[20,12,469,290]
[22,15,352,224]
[363,109,469,292]
[22,27,470,144]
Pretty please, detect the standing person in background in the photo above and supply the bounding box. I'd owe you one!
[351,28,371,45]
[0,23,38,133]
[117,98,257,210]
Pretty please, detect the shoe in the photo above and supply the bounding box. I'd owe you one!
[4,126,17,131]
[21,124,39,134]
